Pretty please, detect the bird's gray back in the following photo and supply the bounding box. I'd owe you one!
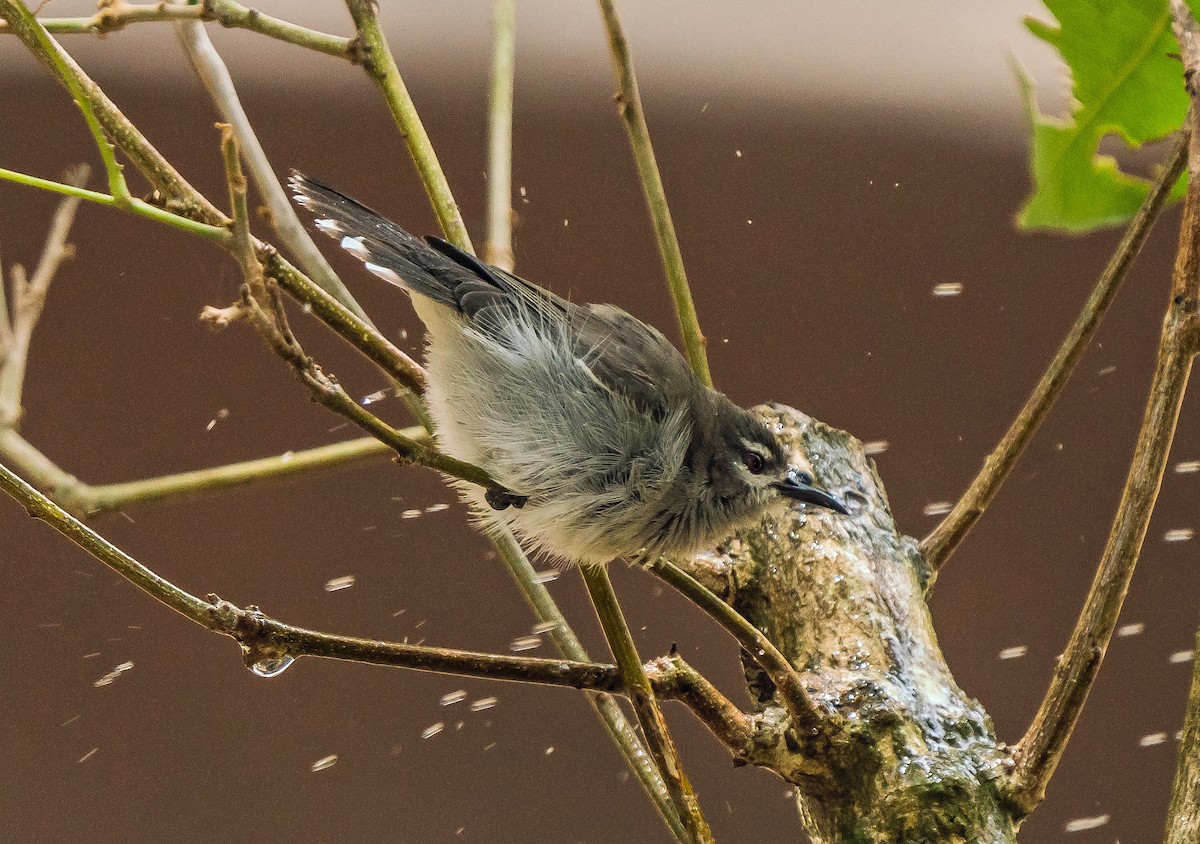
[427,299,698,564]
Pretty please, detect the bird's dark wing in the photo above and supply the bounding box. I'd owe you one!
[291,173,695,415]
[570,303,697,419]
[426,233,696,417]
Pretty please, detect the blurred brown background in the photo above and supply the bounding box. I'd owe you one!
[1,2,1196,842]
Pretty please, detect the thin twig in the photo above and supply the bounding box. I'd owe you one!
[651,653,755,760]
[344,0,474,252]
[492,513,687,839]
[1007,9,1200,813]
[0,1,128,203]
[217,126,508,496]
[650,558,819,731]
[595,0,710,387]
[0,456,752,754]
[0,10,426,392]
[485,0,516,271]
[1165,627,1200,843]
[0,166,229,243]
[174,18,366,320]
[581,564,714,844]
[0,164,88,427]
[921,134,1189,574]
[0,0,354,58]
[80,435,398,514]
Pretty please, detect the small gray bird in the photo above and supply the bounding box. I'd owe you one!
[290,174,847,565]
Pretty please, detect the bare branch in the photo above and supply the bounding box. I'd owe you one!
[0,10,425,392]
[0,164,88,427]
[649,558,820,732]
[921,135,1188,574]
[581,564,714,844]
[595,0,710,387]
[650,654,755,759]
[174,19,367,321]
[1166,627,1200,843]
[1007,12,1200,812]
[0,454,755,770]
[0,0,354,59]
[344,0,474,252]
[485,0,517,271]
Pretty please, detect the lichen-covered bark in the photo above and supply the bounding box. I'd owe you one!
[693,406,1018,842]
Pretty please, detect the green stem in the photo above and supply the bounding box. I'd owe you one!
[0,166,230,243]
[921,134,1189,574]
[0,0,130,202]
[649,558,818,731]
[484,0,517,271]
[2,0,354,58]
[345,0,474,252]
[492,533,687,840]
[85,436,401,514]
[595,0,710,387]
[581,565,712,844]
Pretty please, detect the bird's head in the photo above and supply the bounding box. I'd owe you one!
[701,397,849,519]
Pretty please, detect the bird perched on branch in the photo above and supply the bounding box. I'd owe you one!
[291,173,847,565]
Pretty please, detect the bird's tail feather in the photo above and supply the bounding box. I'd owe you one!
[289,171,466,309]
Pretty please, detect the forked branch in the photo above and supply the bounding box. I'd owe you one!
[922,134,1188,574]
[1007,5,1200,812]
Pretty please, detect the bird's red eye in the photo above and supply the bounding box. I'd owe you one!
[743,451,765,474]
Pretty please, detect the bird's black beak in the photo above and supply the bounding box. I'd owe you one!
[774,471,850,515]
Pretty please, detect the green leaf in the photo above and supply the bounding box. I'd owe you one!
[1019,0,1191,232]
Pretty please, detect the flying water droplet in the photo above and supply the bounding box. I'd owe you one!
[1065,816,1108,835]
[311,754,338,772]
[510,635,542,652]
[440,690,468,706]
[422,721,445,739]
[923,501,952,517]
[324,575,356,592]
